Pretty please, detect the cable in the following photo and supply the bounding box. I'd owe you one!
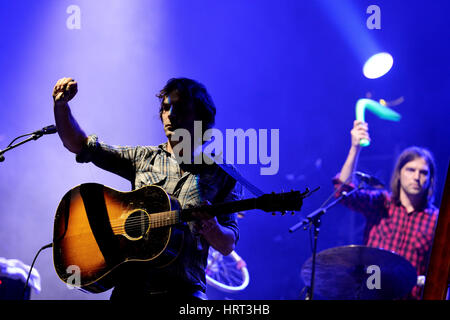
[318,173,354,210]
[22,242,53,300]
[6,133,35,148]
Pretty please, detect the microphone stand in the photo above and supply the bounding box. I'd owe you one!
[0,132,46,163]
[289,183,363,300]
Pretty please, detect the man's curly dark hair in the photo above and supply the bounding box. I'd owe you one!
[156,78,216,132]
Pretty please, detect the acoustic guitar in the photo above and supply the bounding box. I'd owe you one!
[53,183,308,293]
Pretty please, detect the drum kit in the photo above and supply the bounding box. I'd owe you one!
[206,186,419,300]
[291,181,419,300]
[300,245,418,300]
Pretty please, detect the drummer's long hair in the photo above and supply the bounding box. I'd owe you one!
[390,146,436,208]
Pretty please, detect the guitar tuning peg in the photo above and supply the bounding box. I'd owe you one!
[272,212,276,216]
[281,211,286,216]
[291,211,295,215]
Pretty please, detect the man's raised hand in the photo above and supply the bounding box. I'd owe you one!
[351,120,370,148]
[53,77,78,105]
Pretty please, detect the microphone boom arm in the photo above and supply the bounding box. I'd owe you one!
[0,125,56,163]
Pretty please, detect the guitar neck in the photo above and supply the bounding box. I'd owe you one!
[149,198,257,228]
[147,189,306,228]
[181,198,258,222]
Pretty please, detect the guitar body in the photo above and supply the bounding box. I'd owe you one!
[52,183,184,293]
[52,182,307,294]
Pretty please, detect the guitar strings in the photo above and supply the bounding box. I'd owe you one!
[108,211,178,226]
[108,210,178,224]
[109,213,181,234]
[110,220,179,232]
[110,217,178,228]
[107,206,206,231]
[110,220,178,231]
[104,208,205,236]
[110,218,180,236]
[109,213,180,229]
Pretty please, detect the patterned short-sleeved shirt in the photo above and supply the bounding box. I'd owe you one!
[76,135,242,296]
[332,175,438,299]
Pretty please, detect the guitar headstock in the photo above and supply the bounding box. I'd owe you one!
[255,190,306,215]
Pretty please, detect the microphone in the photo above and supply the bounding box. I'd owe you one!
[32,125,57,135]
[354,171,385,188]
[0,125,57,163]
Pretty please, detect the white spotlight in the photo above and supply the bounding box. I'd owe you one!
[363,52,393,79]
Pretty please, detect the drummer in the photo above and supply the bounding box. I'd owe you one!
[333,120,439,300]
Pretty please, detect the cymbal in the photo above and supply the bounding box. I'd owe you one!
[301,245,417,300]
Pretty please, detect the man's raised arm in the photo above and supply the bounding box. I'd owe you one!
[338,120,371,183]
[52,77,87,154]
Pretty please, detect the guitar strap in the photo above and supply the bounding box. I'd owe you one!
[80,183,122,265]
[203,153,265,197]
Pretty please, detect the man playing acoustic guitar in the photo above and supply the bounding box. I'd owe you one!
[52,77,242,300]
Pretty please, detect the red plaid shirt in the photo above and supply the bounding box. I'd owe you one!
[333,176,439,299]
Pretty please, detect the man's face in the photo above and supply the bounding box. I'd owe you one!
[161,90,196,139]
[399,157,430,199]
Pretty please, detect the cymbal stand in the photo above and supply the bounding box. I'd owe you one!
[289,185,362,300]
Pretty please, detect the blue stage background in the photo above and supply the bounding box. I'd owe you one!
[0,0,448,300]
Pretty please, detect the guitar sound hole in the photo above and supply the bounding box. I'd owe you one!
[124,210,150,239]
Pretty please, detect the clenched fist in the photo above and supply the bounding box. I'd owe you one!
[351,120,371,148]
[52,77,77,105]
